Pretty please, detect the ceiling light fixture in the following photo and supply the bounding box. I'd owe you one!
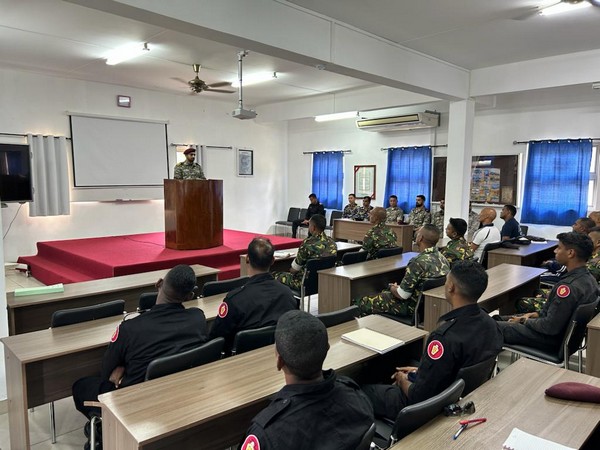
[539,1,590,16]
[105,42,150,65]
[230,72,277,88]
[315,111,358,122]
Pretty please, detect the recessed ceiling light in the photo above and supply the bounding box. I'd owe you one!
[105,42,150,65]
[539,1,590,16]
[315,111,357,122]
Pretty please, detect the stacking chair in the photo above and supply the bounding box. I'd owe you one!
[316,305,360,327]
[290,255,338,312]
[231,325,276,355]
[357,422,376,450]
[296,208,309,238]
[49,300,125,444]
[520,225,529,236]
[371,379,465,448]
[138,291,158,311]
[375,247,403,259]
[201,276,249,297]
[275,207,301,236]
[325,210,343,235]
[503,299,599,372]
[341,250,368,265]
[478,241,503,268]
[455,355,498,397]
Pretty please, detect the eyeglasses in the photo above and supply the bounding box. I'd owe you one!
[444,401,475,417]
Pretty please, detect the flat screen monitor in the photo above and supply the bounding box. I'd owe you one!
[0,143,32,203]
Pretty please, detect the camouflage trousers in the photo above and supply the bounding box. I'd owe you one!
[272,271,303,291]
[515,289,550,313]
[353,290,415,317]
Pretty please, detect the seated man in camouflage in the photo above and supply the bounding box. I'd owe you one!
[441,218,473,265]
[408,194,432,232]
[355,196,374,221]
[355,224,450,317]
[386,195,404,224]
[273,214,337,291]
[342,193,360,219]
[362,207,399,260]
[432,199,445,236]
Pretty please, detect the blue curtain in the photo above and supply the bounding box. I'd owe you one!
[312,152,344,210]
[522,139,592,225]
[384,146,432,212]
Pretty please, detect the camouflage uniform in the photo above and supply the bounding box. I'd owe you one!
[174,161,206,180]
[385,206,404,224]
[441,237,474,265]
[273,231,337,290]
[587,251,600,283]
[342,203,360,219]
[354,247,450,317]
[362,222,398,260]
[432,210,444,235]
[355,205,373,221]
[467,211,480,242]
[408,207,431,229]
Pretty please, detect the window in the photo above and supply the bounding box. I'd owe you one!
[384,146,432,210]
[588,142,599,209]
[312,152,344,210]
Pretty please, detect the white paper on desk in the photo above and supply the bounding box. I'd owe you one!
[502,428,575,450]
[274,250,293,258]
[530,241,548,244]
[341,328,404,354]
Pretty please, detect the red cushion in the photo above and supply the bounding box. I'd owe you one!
[545,382,600,403]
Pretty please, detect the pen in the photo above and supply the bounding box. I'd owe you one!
[453,423,468,440]
[459,418,487,426]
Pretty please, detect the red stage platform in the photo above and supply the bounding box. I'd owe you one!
[18,230,301,285]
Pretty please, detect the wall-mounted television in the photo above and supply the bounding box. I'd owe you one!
[0,143,33,203]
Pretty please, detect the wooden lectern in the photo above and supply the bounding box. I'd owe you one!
[164,179,223,250]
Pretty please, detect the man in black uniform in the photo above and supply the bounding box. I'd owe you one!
[209,237,297,350]
[291,193,325,238]
[497,232,598,352]
[361,260,503,421]
[72,264,208,419]
[240,310,374,450]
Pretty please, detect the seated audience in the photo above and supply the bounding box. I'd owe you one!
[497,232,598,352]
[361,261,503,421]
[291,193,325,238]
[342,193,360,219]
[356,195,374,221]
[274,214,337,290]
[386,194,404,224]
[432,199,445,236]
[408,194,432,230]
[442,218,474,265]
[362,207,399,260]
[209,238,297,350]
[240,310,374,449]
[500,204,521,240]
[470,207,501,262]
[467,203,480,242]
[589,211,600,227]
[354,224,450,317]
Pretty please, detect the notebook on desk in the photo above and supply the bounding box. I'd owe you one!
[341,328,404,354]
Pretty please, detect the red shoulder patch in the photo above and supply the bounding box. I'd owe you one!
[218,302,229,319]
[556,285,571,298]
[241,434,260,450]
[427,340,444,360]
[110,325,120,343]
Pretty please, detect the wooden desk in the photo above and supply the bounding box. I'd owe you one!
[98,315,428,450]
[487,240,558,269]
[1,294,225,450]
[333,219,413,251]
[586,313,600,377]
[423,264,546,331]
[318,252,418,314]
[393,359,600,449]
[6,264,219,335]
[239,241,362,276]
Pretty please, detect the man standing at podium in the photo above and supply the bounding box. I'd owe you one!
[174,147,206,180]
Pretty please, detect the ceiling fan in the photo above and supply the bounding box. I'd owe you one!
[174,64,236,94]
[513,0,600,19]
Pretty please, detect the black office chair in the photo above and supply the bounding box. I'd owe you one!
[357,422,376,450]
[378,276,446,327]
[275,207,301,236]
[138,292,158,311]
[144,337,225,381]
[316,305,360,327]
[520,225,529,236]
[375,247,403,259]
[296,208,309,238]
[372,379,465,448]
[201,276,249,297]
[503,299,599,372]
[325,210,343,234]
[231,325,277,356]
[341,250,368,266]
[455,355,498,397]
[478,241,503,268]
[49,299,125,444]
[291,255,338,312]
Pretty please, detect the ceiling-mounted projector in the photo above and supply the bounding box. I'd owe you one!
[232,107,257,120]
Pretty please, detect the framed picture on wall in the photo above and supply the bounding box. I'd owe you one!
[354,165,376,199]
[237,148,254,176]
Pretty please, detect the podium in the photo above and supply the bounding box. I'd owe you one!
[164,179,223,250]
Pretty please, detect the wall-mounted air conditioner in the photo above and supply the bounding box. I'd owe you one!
[356,111,440,132]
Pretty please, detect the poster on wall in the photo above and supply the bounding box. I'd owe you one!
[471,168,500,203]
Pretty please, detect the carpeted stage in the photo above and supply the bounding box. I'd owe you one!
[18,230,301,285]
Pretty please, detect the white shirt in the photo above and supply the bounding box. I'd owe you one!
[472,224,501,261]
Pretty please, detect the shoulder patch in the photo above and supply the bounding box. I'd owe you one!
[556,285,571,298]
[240,435,260,450]
[427,340,444,360]
[218,302,229,318]
[110,325,120,343]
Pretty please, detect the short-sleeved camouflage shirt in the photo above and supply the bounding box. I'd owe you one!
[362,222,398,260]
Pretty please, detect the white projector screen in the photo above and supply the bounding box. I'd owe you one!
[70,114,169,187]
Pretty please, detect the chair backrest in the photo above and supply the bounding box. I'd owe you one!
[201,276,249,297]
[138,292,158,311]
[561,299,600,359]
[299,208,308,220]
[316,305,360,327]
[51,299,125,328]
[329,210,343,226]
[390,379,465,443]
[375,246,403,259]
[520,225,529,236]
[356,422,376,450]
[479,241,503,268]
[341,250,368,266]
[414,276,447,325]
[287,207,301,222]
[455,355,497,397]
[144,337,225,381]
[302,255,338,296]
[231,325,276,355]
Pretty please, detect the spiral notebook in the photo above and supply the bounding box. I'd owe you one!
[502,428,575,450]
[341,328,404,354]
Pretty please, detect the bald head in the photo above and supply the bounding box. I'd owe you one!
[370,207,386,224]
[479,207,496,225]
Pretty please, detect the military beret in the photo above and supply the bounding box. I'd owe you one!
[183,147,196,155]
[449,218,468,236]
